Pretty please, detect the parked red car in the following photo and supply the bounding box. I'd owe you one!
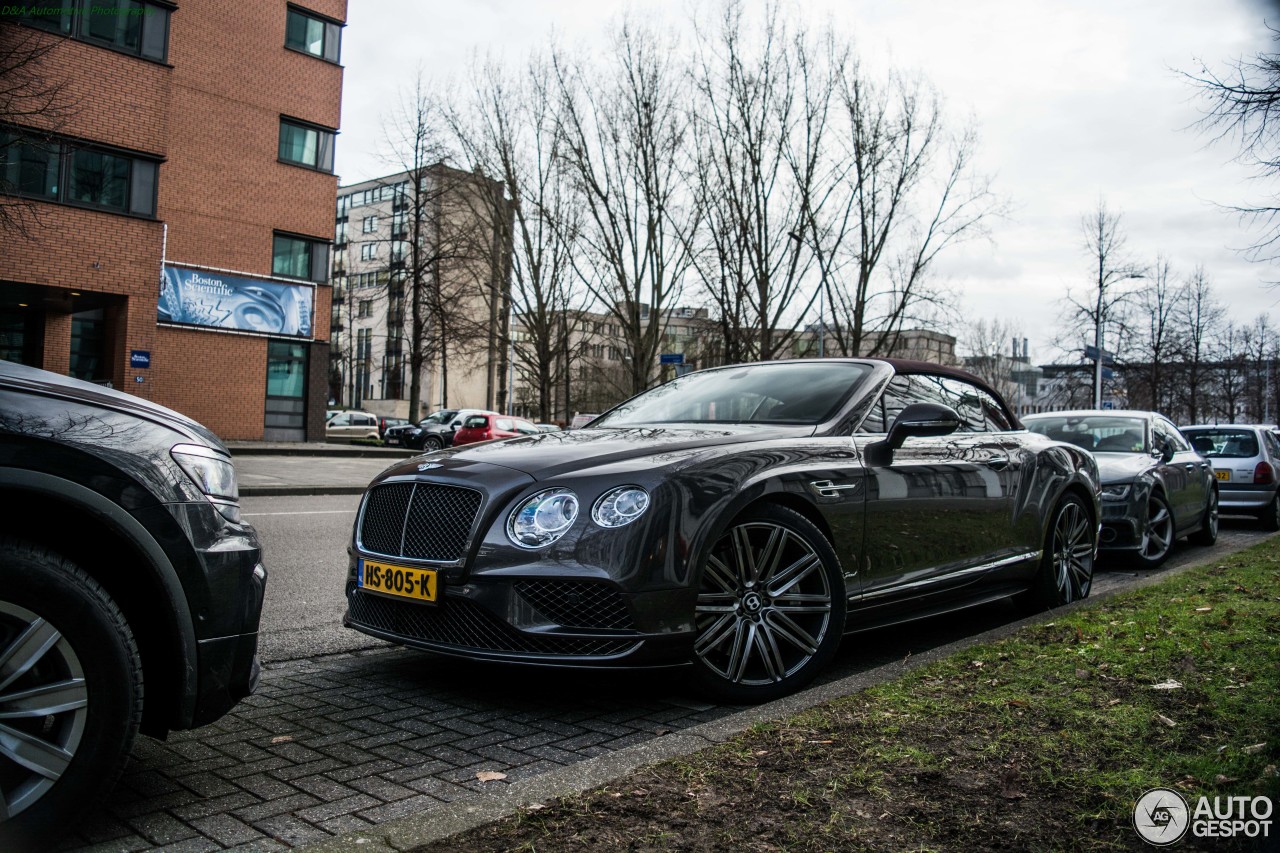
[452,414,540,446]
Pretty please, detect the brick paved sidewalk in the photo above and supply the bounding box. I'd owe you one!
[63,648,728,852]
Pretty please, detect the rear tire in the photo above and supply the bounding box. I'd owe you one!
[1018,492,1095,611]
[0,538,142,850]
[1260,494,1280,532]
[689,505,845,703]
[1188,488,1219,546]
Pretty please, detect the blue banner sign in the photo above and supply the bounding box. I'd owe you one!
[159,265,313,337]
[130,350,151,368]
[659,353,684,364]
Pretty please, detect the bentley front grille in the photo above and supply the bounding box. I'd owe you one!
[359,482,483,562]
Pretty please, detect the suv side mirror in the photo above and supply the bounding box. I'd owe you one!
[1153,441,1175,463]
[865,402,962,466]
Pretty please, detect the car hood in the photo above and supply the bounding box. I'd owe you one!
[383,424,813,481]
[1094,452,1157,484]
[0,360,227,452]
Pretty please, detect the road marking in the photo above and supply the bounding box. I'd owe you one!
[242,510,358,517]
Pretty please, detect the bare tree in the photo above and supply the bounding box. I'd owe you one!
[450,55,589,422]
[822,64,1000,357]
[552,22,699,396]
[1175,265,1224,424]
[0,22,75,238]
[684,3,839,363]
[378,74,505,420]
[1125,256,1181,413]
[1187,26,1280,262]
[1241,314,1278,422]
[958,316,1025,404]
[1061,201,1145,407]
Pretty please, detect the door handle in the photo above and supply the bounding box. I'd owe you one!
[1184,463,1196,472]
[986,457,1010,471]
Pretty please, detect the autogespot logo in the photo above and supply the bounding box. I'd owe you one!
[1134,788,1190,846]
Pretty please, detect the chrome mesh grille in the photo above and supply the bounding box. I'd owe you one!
[346,589,638,658]
[514,580,634,630]
[359,482,482,562]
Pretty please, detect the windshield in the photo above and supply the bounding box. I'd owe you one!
[1024,415,1148,453]
[592,362,872,427]
[420,410,459,426]
[1182,428,1259,458]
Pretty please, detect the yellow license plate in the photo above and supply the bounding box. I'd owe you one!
[1215,470,1230,481]
[358,559,437,602]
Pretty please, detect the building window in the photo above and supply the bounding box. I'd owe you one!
[361,215,377,233]
[358,300,372,318]
[0,128,158,217]
[278,118,335,172]
[18,0,171,62]
[360,243,377,261]
[334,219,348,246]
[285,5,342,63]
[272,232,329,282]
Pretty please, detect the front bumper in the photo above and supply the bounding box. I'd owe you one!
[343,579,694,669]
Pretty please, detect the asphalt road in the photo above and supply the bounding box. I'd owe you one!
[243,494,375,662]
[243,493,1274,666]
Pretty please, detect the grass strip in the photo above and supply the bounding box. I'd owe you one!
[414,543,1280,852]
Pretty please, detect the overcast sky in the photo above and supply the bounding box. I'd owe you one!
[335,0,1280,361]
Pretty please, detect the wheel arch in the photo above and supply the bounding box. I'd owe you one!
[0,469,199,736]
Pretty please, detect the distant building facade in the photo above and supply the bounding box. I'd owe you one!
[1,1,347,441]
[331,164,511,419]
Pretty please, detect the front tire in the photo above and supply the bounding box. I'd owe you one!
[1019,492,1095,611]
[1134,492,1174,569]
[0,538,142,850]
[1188,488,1219,546]
[421,435,444,452]
[690,505,845,703]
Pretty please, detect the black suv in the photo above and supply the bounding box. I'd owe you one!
[0,362,265,846]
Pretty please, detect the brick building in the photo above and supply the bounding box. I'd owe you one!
[0,0,346,441]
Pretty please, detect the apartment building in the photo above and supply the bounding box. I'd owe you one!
[0,1,346,440]
[331,164,511,419]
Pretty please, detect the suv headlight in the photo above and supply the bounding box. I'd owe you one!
[172,443,241,522]
[507,488,579,549]
[592,486,650,528]
[1100,484,1132,501]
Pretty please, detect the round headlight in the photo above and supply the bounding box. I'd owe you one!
[507,488,579,549]
[592,486,650,528]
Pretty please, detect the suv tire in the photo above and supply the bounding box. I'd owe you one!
[0,538,143,848]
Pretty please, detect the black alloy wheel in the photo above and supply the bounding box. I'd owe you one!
[1020,493,1096,611]
[1188,487,1219,546]
[1135,492,1175,569]
[420,434,444,452]
[691,505,845,703]
[0,538,142,849]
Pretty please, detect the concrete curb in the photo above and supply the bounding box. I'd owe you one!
[228,445,415,458]
[296,536,1266,853]
[240,485,370,497]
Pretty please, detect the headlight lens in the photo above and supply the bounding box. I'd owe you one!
[172,443,241,522]
[592,486,650,528]
[507,488,579,549]
[1100,484,1132,501]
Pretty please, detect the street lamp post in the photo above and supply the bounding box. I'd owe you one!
[1092,271,1144,409]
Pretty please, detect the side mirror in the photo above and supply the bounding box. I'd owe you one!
[865,402,962,466]
[1154,441,1175,463]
